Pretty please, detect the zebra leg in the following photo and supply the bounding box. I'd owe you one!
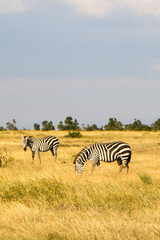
[37,150,41,163]
[96,161,102,174]
[50,149,54,158]
[32,151,35,164]
[51,148,57,161]
[91,156,100,175]
[53,147,57,161]
[118,165,123,173]
[117,158,123,173]
[117,157,130,173]
[91,161,96,175]
[122,158,129,173]
[119,164,129,173]
[126,165,129,173]
[91,157,99,175]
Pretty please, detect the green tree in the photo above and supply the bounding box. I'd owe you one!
[33,123,40,130]
[104,118,123,130]
[57,121,64,130]
[6,119,17,130]
[42,121,55,131]
[84,124,93,131]
[125,119,151,131]
[0,126,5,131]
[64,116,73,126]
[84,124,99,131]
[132,119,143,130]
[57,116,80,130]
[151,118,160,131]
[142,124,151,131]
[92,124,99,130]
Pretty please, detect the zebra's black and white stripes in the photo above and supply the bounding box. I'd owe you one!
[22,135,59,163]
[73,141,131,175]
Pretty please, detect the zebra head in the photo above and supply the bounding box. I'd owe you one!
[22,136,30,151]
[73,151,86,175]
[75,162,84,175]
[73,145,92,175]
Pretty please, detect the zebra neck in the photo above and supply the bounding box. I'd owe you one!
[28,139,34,149]
[78,147,91,165]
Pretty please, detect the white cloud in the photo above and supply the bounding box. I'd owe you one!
[1,76,158,98]
[124,0,160,17]
[59,0,160,18]
[0,0,38,14]
[58,0,113,17]
[151,63,160,72]
[1,0,160,17]
[0,0,25,13]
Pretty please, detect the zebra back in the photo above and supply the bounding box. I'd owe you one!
[74,141,131,164]
[23,135,59,150]
[41,136,59,148]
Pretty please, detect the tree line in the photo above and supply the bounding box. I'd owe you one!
[1,117,160,131]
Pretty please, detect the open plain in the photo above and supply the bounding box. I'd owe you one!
[0,130,160,240]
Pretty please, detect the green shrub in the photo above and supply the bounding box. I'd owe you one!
[65,131,82,138]
[138,173,153,184]
[0,126,5,131]
[0,149,15,167]
[46,232,68,240]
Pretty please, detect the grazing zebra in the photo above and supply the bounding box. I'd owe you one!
[73,141,131,175]
[22,135,59,163]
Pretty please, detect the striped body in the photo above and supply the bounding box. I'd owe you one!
[73,141,131,175]
[22,136,59,163]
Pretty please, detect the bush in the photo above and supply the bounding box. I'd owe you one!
[138,173,153,184]
[65,131,82,138]
[84,124,99,131]
[0,149,15,167]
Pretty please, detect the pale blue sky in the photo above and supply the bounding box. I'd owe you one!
[0,0,160,129]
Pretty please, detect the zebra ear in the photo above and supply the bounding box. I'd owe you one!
[21,136,28,140]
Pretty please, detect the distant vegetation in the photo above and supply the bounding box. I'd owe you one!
[6,119,17,130]
[41,121,55,131]
[57,116,80,131]
[65,131,82,138]
[1,117,160,131]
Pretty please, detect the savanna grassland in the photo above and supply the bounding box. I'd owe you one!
[0,130,160,240]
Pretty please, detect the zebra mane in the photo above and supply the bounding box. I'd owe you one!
[23,135,34,142]
[73,144,92,164]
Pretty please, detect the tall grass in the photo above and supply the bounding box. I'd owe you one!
[0,176,159,210]
[0,130,160,239]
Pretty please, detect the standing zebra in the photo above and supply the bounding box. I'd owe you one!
[22,135,59,163]
[73,141,131,175]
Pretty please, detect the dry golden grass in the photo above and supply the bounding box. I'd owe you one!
[0,130,160,240]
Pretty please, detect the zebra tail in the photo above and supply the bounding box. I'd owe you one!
[127,151,131,164]
[73,157,77,164]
